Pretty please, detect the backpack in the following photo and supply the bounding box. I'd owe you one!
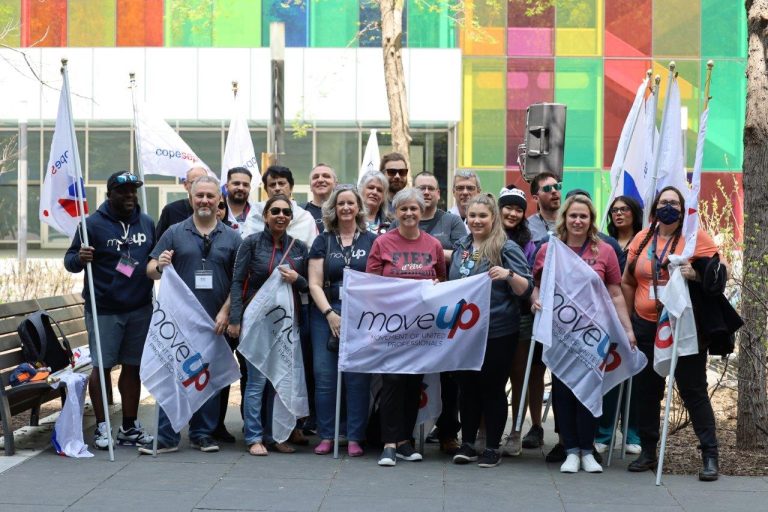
[16,310,74,372]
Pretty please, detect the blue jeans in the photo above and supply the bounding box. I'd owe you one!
[310,302,370,441]
[157,392,220,447]
[244,359,269,445]
[596,383,640,445]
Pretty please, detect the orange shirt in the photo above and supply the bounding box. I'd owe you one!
[626,227,718,322]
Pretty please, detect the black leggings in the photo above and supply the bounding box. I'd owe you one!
[380,373,423,444]
[457,334,517,450]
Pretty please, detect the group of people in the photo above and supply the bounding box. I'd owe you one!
[64,153,724,481]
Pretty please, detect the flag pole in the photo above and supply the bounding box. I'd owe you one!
[620,377,633,459]
[646,62,676,219]
[656,306,681,486]
[62,59,115,462]
[605,380,624,467]
[515,313,539,432]
[129,73,149,210]
[333,369,342,459]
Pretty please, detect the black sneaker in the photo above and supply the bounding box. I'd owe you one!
[545,443,567,463]
[522,425,544,449]
[212,426,236,444]
[395,442,423,461]
[190,437,220,453]
[478,448,501,468]
[452,443,479,464]
[378,446,397,466]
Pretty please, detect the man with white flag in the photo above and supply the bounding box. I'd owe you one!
[142,175,243,454]
[134,102,210,178]
[359,129,380,182]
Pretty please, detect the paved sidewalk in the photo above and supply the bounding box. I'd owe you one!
[1,402,766,512]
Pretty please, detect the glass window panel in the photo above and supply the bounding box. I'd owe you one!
[459,0,505,56]
[68,0,115,46]
[316,131,358,184]
[653,0,700,58]
[42,129,85,181]
[141,185,160,221]
[28,129,42,182]
[407,0,455,49]
[506,58,554,167]
[358,0,382,48]
[507,0,553,56]
[702,0,746,58]
[555,0,602,56]
[605,0,650,57]
[555,58,602,169]
[117,0,164,47]
[0,130,18,184]
[88,131,131,181]
[279,132,313,185]
[262,0,308,47]
[165,0,214,47]
[0,0,21,46]
[474,170,505,200]
[701,60,744,171]
[251,130,267,160]
[311,0,358,48]
[212,0,262,47]
[562,169,612,221]
[0,184,17,241]
[178,129,222,174]
[26,183,40,242]
[460,58,506,168]
[23,0,66,46]
[603,59,652,168]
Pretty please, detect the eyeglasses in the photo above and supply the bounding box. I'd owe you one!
[658,199,681,208]
[334,183,357,191]
[268,207,293,217]
[454,185,477,192]
[384,168,408,177]
[417,185,437,192]
[114,173,139,184]
[610,206,630,215]
[540,183,562,193]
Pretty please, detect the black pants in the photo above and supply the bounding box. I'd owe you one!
[380,373,423,444]
[435,371,461,440]
[632,315,718,457]
[551,377,596,453]
[457,335,517,450]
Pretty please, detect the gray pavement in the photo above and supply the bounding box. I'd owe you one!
[1,401,767,512]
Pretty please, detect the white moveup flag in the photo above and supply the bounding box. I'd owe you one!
[222,92,259,191]
[651,70,688,197]
[359,129,380,182]
[140,266,241,432]
[413,373,442,437]
[238,267,309,444]
[135,103,210,178]
[40,74,88,239]
[679,107,708,260]
[339,270,491,373]
[533,237,647,416]
[654,268,698,377]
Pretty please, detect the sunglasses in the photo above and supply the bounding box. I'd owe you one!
[384,168,408,177]
[269,207,293,217]
[218,202,226,209]
[610,206,630,215]
[540,183,562,193]
[115,173,139,184]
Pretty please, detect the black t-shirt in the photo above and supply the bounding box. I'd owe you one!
[303,202,324,231]
[309,231,377,292]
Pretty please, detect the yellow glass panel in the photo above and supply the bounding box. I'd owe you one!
[555,0,603,56]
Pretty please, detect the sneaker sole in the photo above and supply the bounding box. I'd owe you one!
[396,454,422,462]
[452,455,478,464]
[478,460,501,468]
[117,439,153,447]
[191,446,220,453]
[378,459,396,466]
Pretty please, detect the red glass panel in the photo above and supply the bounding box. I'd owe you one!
[506,58,554,167]
[117,0,164,47]
[22,0,66,47]
[603,59,652,168]
[606,0,651,57]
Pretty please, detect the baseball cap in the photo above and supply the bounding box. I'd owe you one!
[107,171,143,192]
[565,188,591,200]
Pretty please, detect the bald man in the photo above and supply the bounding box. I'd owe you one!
[156,166,208,240]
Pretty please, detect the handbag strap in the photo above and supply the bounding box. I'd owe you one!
[323,232,331,289]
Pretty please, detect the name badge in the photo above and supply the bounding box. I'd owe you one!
[649,284,666,300]
[115,255,138,278]
[195,270,213,290]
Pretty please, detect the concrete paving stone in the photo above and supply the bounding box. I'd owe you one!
[0,474,99,506]
[564,504,684,512]
[661,474,768,491]
[665,490,768,512]
[0,505,65,512]
[320,494,444,512]
[98,459,233,491]
[553,474,679,507]
[444,487,564,512]
[231,452,343,479]
[69,488,208,512]
[132,444,247,464]
[327,470,444,497]
[197,476,329,511]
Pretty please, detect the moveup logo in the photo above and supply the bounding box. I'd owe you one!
[357,298,480,340]
[151,303,210,391]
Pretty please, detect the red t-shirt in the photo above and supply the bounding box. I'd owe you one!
[532,239,622,286]
[366,229,446,281]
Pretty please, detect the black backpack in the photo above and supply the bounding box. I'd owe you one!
[16,310,74,372]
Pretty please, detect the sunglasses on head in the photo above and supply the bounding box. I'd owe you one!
[115,173,139,184]
[540,183,562,193]
[334,183,357,191]
[384,168,408,177]
[269,207,293,217]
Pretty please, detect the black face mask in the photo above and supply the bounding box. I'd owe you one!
[656,204,681,225]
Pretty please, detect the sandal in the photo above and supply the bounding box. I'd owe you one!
[249,443,268,456]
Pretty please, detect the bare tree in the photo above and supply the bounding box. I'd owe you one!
[380,0,412,166]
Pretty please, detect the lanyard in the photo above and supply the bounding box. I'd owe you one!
[650,229,675,276]
[198,231,215,269]
[573,239,591,258]
[117,221,131,255]
[335,232,359,268]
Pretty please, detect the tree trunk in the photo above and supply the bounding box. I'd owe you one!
[380,0,412,166]
[737,0,768,449]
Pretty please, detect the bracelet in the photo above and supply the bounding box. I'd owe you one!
[156,263,163,275]
[506,269,514,280]
[323,307,334,317]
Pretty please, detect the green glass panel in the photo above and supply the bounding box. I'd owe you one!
[88,131,131,181]
[0,184,17,241]
[213,0,262,47]
[179,129,222,173]
[68,0,116,46]
[407,0,456,48]
[310,0,358,47]
[165,0,214,47]
[316,131,358,184]
[461,58,506,168]
[0,0,21,46]
[555,58,602,169]
[562,169,611,222]
[653,0,700,57]
[280,132,313,185]
[701,59,745,171]
[702,0,746,58]
[474,170,506,199]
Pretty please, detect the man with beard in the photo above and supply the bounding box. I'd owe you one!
[304,163,337,231]
[224,167,253,234]
[380,152,409,209]
[156,166,208,239]
[64,171,156,451]
[527,172,561,242]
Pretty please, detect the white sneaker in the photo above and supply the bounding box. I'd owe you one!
[594,442,608,454]
[581,453,603,473]
[93,421,112,450]
[625,443,642,455]
[501,434,522,457]
[560,453,580,473]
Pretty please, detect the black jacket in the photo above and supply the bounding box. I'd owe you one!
[689,255,743,355]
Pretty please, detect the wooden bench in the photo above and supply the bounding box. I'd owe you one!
[0,294,91,456]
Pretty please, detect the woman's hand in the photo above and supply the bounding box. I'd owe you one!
[627,330,637,349]
[488,266,511,281]
[327,311,341,338]
[530,299,542,314]
[227,324,241,339]
[279,266,299,284]
[679,262,697,281]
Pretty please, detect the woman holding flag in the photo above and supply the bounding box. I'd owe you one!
[227,194,309,456]
[449,194,533,468]
[532,194,635,474]
[622,186,721,481]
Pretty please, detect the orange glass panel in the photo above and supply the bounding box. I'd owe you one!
[117,0,164,47]
[22,0,66,47]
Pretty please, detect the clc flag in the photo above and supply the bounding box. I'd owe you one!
[40,76,88,239]
[654,267,698,377]
[359,129,380,182]
[222,93,259,191]
[533,237,647,416]
[140,266,241,432]
[339,270,491,373]
[679,108,709,260]
[238,267,309,444]
[135,104,210,178]
[652,70,688,197]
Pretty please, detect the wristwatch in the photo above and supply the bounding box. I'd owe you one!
[156,263,163,275]
[323,307,334,317]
